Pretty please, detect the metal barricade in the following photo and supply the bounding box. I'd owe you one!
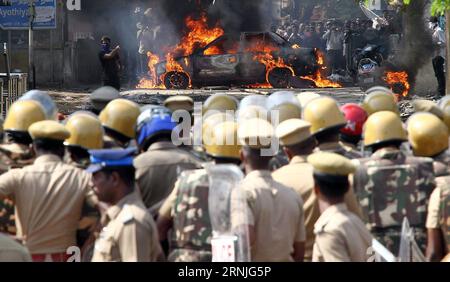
[0,73,28,118]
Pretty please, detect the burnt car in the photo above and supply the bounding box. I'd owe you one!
[155,32,320,89]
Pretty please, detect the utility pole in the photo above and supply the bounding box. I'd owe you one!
[28,0,36,89]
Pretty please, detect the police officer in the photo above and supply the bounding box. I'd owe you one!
[406,113,450,261]
[89,86,120,115]
[19,90,58,121]
[134,108,201,212]
[407,112,449,177]
[272,119,363,261]
[236,118,306,262]
[353,111,436,254]
[266,91,303,171]
[412,100,445,120]
[163,96,194,114]
[303,96,361,159]
[157,121,242,262]
[296,92,321,109]
[0,121,98,262]
[339,103,368,151]
[203,94,239,117]
[361,90,400,116]
[64,112,105,257]
[64,112,105,169]
[88,148,163,262]
[308,152,373,262]
[0,101,47,235]
[99,99,141,148]
[0,233,31,262]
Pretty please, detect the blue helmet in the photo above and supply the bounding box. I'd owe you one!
[136,110,177,150]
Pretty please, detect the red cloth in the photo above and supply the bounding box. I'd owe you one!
[32,252,71,262]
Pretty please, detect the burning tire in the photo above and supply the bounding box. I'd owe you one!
[164,71,190,90]
[267,67,293,88]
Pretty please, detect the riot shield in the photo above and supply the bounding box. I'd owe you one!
[371,238,396,262]
[206,164,250,262]
[398,217,426,262]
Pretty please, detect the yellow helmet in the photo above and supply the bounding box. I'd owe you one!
[99,99,140,139]
[302,96,346,135]
[238,105,269,121]
[203,94,238,115]
[439,96,450,131]
[365,86,393,95]
[203,121,241,159]
[362,91,399,116]
[296,92,321,108]
[4,100,46,132]
[412,100,444,119]
[363,111,407,147]
[407,112,449,157]
[202,112,235,146]
[65,112,104,150]
[267,91,302,123]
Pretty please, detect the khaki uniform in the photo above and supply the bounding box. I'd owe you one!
[92,192,162,262]
[426,176,450,252]
[235,170,306,262]
[134,141,201,210]
[312,203,373,262]
[0,233,32,262]
[316,141,363,159]
[0,144,35,234]
[272,155,363,261]
[0,154,97,254]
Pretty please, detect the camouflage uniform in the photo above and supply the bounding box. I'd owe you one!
[433,151,450,177]
[316,141,363,159]
[0,144,35,234]
[438,178,450,252]
[353,148,436,254]
[165,169,213,262]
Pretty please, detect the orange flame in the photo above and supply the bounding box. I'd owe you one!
[301,71,342,88]
[246,41,293,87]
[292,44,301,49]
[300,49,342,88]
[174,13,224,56]
[138,14,224,89]
[384,71,410,97]
[137,52,165,89]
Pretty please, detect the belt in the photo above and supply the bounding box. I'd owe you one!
[31,252,71,262]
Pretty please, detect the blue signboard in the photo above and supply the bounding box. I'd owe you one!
[0,0,56,30]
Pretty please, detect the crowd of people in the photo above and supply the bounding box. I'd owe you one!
[272,15,401,76]
[0,86,449,262]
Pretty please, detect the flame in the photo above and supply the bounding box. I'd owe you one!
[245,41,293,87]
[138,13,224,89]
[301,71,342,88]
[292,44,301,49]
[384,71,410,97]
[317,50,325,66]
[300,49,342,88]
[137,52,164,89]
[204,46,222,56]
[174,13,224,56]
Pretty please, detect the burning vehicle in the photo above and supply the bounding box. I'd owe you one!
[155,32,319,89]
[137,14,341,90]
